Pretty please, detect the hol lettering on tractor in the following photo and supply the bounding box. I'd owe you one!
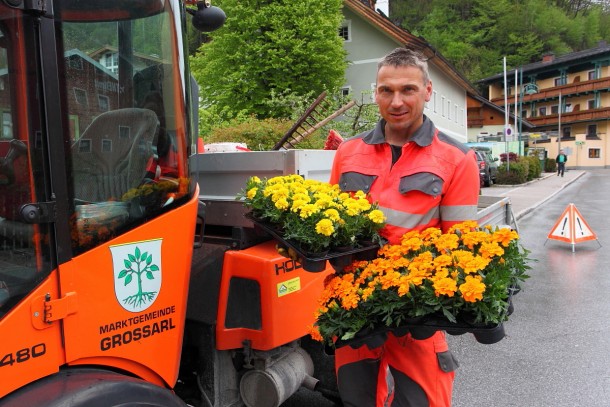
[0,1,340,406]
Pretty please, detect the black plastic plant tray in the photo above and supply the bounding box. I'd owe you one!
[331,312,510,351]
[246,214,380,272]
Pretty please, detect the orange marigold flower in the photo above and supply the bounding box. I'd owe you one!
[378,270,402,290]
[460,255,490,274]
[448,221,478,234]
[341,292,360,310]
[401,236,424,251]
[361,287,375,301]
[479,241,505,259]
[433,277,458,297]
[491,228,519,247]
[400,230,421,241]
[420,227,442,242]
[434,233,460,252]
[309,325,324,342]
[379,244,409,260]
[433,253,453,269]
[461,231,490,249]
[459,275,486,302]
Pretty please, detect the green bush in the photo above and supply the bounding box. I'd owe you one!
[495,161,529,185]
[522,155,542,180]
[205,116,325,151]
[545,158,557,173]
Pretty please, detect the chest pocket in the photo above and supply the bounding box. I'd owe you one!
[338,172,377,193]
[399,172,443,198]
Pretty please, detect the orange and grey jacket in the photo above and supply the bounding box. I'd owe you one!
[330,116,480,244]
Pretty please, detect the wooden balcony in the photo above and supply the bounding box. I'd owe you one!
[468,117,484,127]
[523,106,610,126]
[491,77,610,105]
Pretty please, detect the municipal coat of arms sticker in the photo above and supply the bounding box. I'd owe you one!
[109,239,163,312]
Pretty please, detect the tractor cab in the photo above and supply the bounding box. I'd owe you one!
[0,0,200,398]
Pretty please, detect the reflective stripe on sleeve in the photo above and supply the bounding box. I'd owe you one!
[380,204,477,230]
[380,205,440,229]
[439,205,478,222]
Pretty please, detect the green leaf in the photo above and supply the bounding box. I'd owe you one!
[150,265,159,271]
[140,251,148,261]
[135,247,141,259]
[441,308,457,323]
[124,274,133,286]
[118,270,128,279]
[128,254,136,262]
[146,271,154,280]
[123,259,132,269]
[341,331,357,340]
[146,255,153,265]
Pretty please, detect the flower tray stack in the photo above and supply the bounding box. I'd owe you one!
[239,176,531,346]
[240,175,386,272]
[310,222,531,347]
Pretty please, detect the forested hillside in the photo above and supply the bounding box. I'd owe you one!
[389,0,610,85]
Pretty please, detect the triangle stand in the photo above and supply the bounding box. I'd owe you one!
[545,203,602,252]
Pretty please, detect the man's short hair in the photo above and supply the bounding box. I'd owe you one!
[378,47,430,84]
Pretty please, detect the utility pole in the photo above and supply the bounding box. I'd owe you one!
[503,57,509,172]
[558,92,562,154]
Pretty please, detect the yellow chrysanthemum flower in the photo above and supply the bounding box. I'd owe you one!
[246,187,258,199]
[274,198,289,210]
[368,209,385,224]
[324,208,341,222]
[299,204,319,219]
[315,218,335,236]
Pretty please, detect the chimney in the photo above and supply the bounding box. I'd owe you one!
[542,53,555,63]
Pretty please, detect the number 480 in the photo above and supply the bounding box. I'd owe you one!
[0,343,46,367]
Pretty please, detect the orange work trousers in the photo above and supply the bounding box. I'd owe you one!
[334,331,457,407]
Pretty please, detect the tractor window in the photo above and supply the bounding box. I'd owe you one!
[56,2,193,254]
[0,8,53,318]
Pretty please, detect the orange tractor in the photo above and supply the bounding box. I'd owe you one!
[0,1,339,405]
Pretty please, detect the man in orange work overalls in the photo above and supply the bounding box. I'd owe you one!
[329,47,480,406]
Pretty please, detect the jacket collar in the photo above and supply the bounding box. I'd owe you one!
[363,115,435,147]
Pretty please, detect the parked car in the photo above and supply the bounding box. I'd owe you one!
[472,147,499,187]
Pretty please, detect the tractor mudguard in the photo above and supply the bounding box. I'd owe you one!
[0,368,188,407]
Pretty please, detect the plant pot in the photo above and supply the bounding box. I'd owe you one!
[329,254,354,272]
[333,244,356,252]
[297,250,329,273]
[409,326,437,340]
[473,323,506,344]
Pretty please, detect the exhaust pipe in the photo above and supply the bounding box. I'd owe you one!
[239,347,318,407]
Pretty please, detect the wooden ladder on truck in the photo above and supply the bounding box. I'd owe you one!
[272,91,355,150]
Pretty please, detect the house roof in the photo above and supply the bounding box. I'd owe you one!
[88,45,164,64]
[65,48,118,79]
[344,0,480,95]
[479,41,610,83]
[468,93,534,129]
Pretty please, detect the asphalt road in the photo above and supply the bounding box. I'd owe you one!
[282,169,610,406]
[451,169,610,407]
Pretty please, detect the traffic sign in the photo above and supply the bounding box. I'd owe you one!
[546,203,600,252]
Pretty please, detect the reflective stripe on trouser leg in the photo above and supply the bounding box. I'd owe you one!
[335,344,384,407]
[384,331,455,407]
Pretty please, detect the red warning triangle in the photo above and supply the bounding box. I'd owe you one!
[547,203,597,244]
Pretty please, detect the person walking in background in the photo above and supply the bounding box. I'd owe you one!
[329,47,480,407]
[556,149,567,177]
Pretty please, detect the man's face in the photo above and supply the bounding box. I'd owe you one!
[374,65,432,140]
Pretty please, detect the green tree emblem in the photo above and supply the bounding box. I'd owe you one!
[118,246,159,308]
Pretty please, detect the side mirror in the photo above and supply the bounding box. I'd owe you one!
[187,1,226,32]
